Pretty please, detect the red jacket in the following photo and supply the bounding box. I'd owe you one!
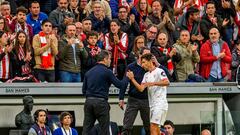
[200,40,232,79]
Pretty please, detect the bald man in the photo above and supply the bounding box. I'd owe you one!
[201,129,211,135]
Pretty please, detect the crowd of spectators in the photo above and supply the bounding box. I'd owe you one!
[0,0,239,83]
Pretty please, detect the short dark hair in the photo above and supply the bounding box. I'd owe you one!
[30,1,40,8]
[1,1,10,6]
[137,47,150,58]
[59,111,73,124]
[82,17,92,23]
[164,120,175,129]
[186,6,199,19]
[151,0,162,7]
[206,1,216,7]
[33,109,47,122]
[87,30,98,39]
[97,50,110,62]
[41,20,52,26]
[146,24,158,32]
[141,53,153,61]
[16,6,28,14]
[118,6,128,11]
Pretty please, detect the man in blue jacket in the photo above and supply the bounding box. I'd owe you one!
[82,50,128,135]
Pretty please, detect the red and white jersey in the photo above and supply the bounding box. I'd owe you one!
[0,49,10,79]
[174,0,204,20]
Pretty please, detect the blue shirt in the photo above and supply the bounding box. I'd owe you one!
[210,42,222,79]
[82,64,128,100]
[26,12,48,35]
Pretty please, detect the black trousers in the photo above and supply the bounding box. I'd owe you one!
[82,98,110,135]
[121,97,150,135]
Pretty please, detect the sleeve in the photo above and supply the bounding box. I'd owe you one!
[141,73,147,84]
[118,66,130,100]
[158,68,168,81]
[50,36,58,56]
[109,0,119,18]
[200,43,218,63]
[82,74,87,95]
[221,43,232,63]
[28,128,37,135]
[232,52,239,68]
[117,33,128,52]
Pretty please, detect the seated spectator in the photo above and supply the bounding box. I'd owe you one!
[10,6,33,42]
[85,0,112,19]
[32,20,58,82]
[26,1,48,36]
[104,19,128,79]
[176,6,203,45]
[118,6,140,55]
[201,129,211,135]
[135,0,151,33]
[164,120,175,135]
[48,0,75,36]
[12,31,35,78]
[173,30,200,82]
[82,31,101,77]
[200,27,232,82]
[127,35,145,64]
[0,31,14,82]
[28,109,52,135]
[146,0,175,45]
[88,1,110,34]
[232,39,240,82]
[151,32,181,81]
[53,111,78,135]
[58,24,88,82]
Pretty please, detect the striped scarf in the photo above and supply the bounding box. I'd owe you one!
[39,31,53,69]
[18,46,31,75]
[158,47,174,74]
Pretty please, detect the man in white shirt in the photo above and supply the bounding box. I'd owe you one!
[126,53,170,135]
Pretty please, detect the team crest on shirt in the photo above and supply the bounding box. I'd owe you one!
[161,71,166,77]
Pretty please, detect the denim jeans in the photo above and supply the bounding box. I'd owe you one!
[207,75,224,82]
[59,70,81,82]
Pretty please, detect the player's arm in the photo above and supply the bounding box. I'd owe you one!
[126,70,147,92]
[147,79,170,87]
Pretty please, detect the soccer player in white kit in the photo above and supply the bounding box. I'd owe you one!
[126,53,170,135]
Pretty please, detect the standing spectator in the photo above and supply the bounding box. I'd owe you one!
[143,24,158,48]
[10,6,33,41]
[78,0,88,22]
[53,111,78,135]
[173,30,200,82]
[75,22,84,41]
[213,0,236,49]
[0,31,14,82]
[68,0,81,21]
[104,19,128,79]
[164,120,175,135]
[176,6,203,45]
[145,0,175,45]
[234,0,240,40]
[0,16,11,34]
[126,53,170,135]
[81,18,92,42]
[32,20,58,82]
[88,1,110,34]
[118,6,140,55]
[231,40,240,81]
[27,1,48,36]
[82,50,127,135]
[135,0,152,33]
[200,1,226,42]
[58,24,88,82]
[28,109,52,135]
[12,31,35,78]
[85,0,112,19]
[174,0,203,20]
[151,32,181,82]
[0,1,14,25]
[127,35,145,64]
[200,27,232,82]
[119,47,151,135]
[82,31,101,77]
[49,0,75,36]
